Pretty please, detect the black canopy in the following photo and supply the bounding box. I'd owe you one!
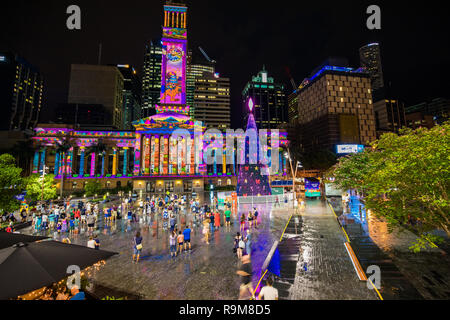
[0,241,118,300]
[0,232,49,250]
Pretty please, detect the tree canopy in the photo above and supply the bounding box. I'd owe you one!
[25,174,57,202]
[0,154,25,214]
[329,122,450,252]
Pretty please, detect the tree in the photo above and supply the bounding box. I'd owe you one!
[25,174,57,202]
[330,122,450,251]
[0,154,25,214]
[85,180,102,197]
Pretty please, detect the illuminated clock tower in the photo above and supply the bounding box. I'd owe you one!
[157,1,189,116]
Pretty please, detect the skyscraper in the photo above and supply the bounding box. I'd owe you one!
[141,40,162,118]
[193,72,231,130]
[373,99,407,137]
[187,61,215,118]
[359,43,384,97]
[117,64,142,130]
[0,52,43,131]
[68,64,124,130]
[242,66,287,130]
[296,63,376,153]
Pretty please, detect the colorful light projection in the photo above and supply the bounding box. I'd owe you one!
[160,40,186,105]
[163,27,187,39]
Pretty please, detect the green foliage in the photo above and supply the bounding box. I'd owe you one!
[102,296,125,300]
[330,122,450,251]
[0,154,25,214]
[85,180,102,197]
[25,174,58,202]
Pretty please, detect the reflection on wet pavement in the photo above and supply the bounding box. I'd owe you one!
[291,199,378,300]
[23,200,291,300]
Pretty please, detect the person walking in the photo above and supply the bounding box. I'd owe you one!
[258,276,278,300]
[132,231,143,263]
[202,219,210,245]
[237,255,254,300]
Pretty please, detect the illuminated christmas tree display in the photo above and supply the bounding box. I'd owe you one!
[236,98,272,197]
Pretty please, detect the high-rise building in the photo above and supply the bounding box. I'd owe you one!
[242,66,287,130]
[117,64,142,130]
[141,40,163,118]
[359,43,384,99]
[68,64,124,130]
[193,72,231,130]
[0,52,43,131]
[406,97,450,125]
[296,63,376,153]
[55,103,111,129]
[187,61,215,118]
[373,99,407,137]
[287,90,299,125]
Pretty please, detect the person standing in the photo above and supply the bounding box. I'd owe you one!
[177,230,184,255]
[247,211,254,229]
[245,230,252,257]
[214,211,221,231]
[258,276,278,300]
[132,231,143,263]
[224,207,231,229]
[169,231,177,257]
[183,225,192,251]
[240,213,246,233]
[253,208,259,228]
[235,232,243,258]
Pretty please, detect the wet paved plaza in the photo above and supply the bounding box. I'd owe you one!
[24,200,291,300]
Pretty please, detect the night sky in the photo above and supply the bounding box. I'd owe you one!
[1,0,449,129]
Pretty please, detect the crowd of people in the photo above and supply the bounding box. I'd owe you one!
[20,191,283,300]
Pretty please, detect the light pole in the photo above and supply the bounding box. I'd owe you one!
[39,165,49,203]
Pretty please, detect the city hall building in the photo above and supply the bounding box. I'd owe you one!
[31,1,287,197]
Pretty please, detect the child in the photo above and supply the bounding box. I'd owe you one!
[69,218,75,234]
[240,213,246,233]
[177,231,184,255]
[56,221,62,233]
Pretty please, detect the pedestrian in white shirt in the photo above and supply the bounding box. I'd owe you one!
[87,236,96,249]
[258,276,279,300]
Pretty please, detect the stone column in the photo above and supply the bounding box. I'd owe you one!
[134,133,142,176]
[112,148,118,176]
[32,151,39,174]
[90,152,96,177]
[54,152,60,176]
[123,147,128,176]
[79,147,86,176]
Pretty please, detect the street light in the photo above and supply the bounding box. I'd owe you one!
[39,165,49,203]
